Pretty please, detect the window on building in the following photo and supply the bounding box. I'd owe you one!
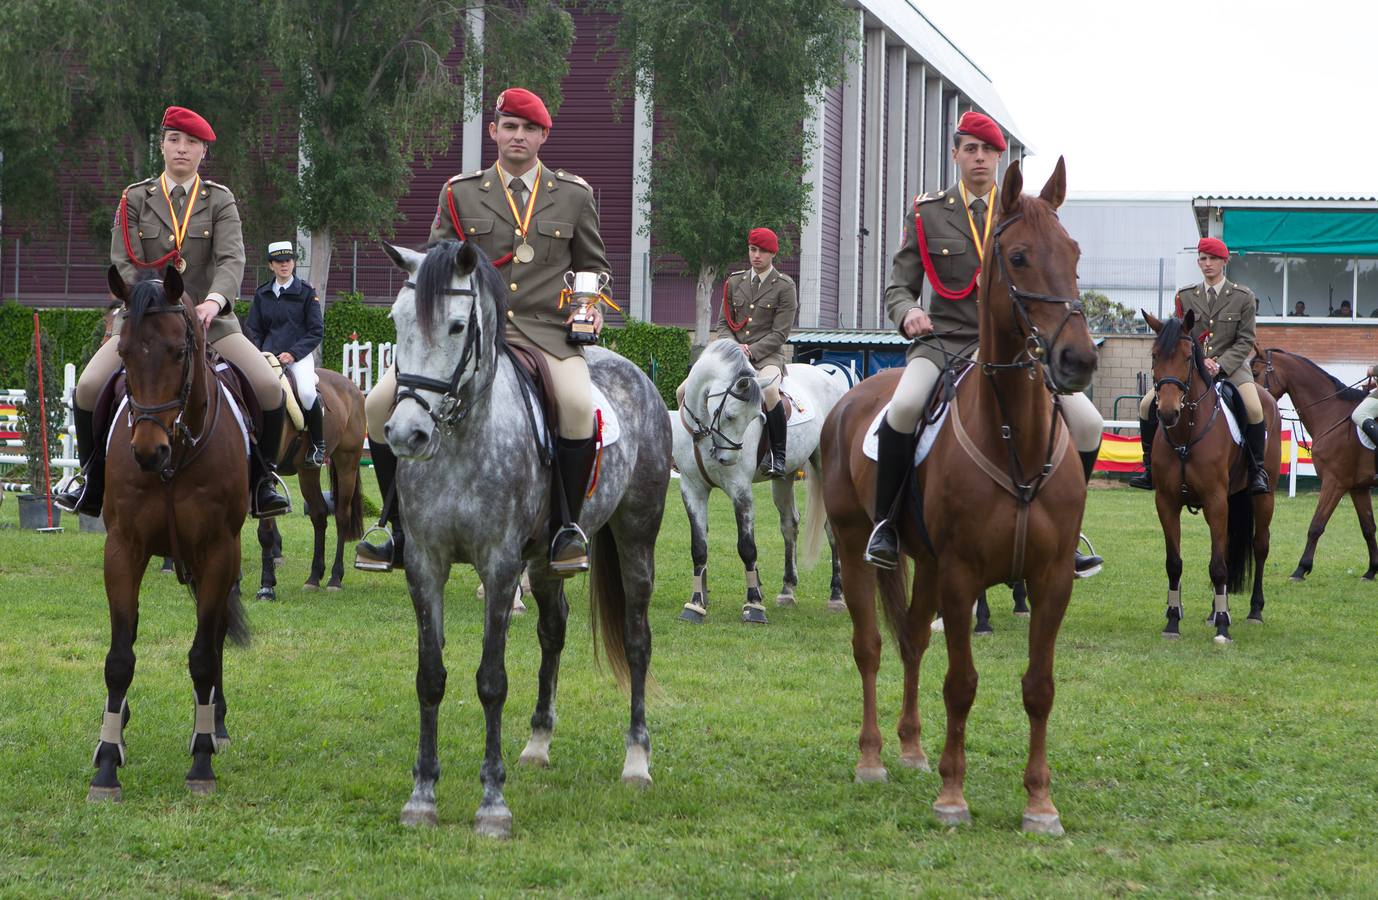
[1289,256,1355,318]
[1227,254,1285,316]
[1357,259,1378,319]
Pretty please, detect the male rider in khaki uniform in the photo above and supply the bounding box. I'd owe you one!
[1132,237,1269,495]
[359,87,611,575]
[715,227,797,477]
[57,105,289,519]
[866,111,1105,576]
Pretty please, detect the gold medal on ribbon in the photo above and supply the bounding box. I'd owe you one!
[174,257,187,273]
[159,173,201,274]
[495,163,540,264]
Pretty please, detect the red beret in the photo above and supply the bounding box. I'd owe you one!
[1197,237,1230,260]
[955,111,1006,152]
[161,106,216,143]
[748,228,779,254]
[495,88,552,130]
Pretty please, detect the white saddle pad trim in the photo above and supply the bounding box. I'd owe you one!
[107,383,249,458]
[527,383,620,448]
[1215,384,1242,446]
[1358,423,1374,451]
[862,401,947,467]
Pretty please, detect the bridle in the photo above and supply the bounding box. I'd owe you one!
[1153,330,1221,511]
[680,378,762,457]
[393,278,483,429]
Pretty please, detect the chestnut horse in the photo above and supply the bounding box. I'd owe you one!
[254,369,367,600]
[88,266,250,802]
[1143,311,1280,643]
[1250,346,1378,580]
[821,159,1096,835]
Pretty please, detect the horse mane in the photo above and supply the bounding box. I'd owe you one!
[1271,348,1367,402]
[1154,315,1211,382]
[694,340,763,406]
[125,272,173,336]
[414,239,508,346]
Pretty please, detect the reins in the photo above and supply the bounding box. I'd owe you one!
[680,377,763,488]
[1155,335,1222,513]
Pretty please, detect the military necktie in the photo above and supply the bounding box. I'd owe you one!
[970,197,987,237]
[171,184,186,214]
[1208,286,1218,304]
[508,177,526,214]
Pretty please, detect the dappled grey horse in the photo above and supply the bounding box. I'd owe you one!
[672,341,846,624]
[381,240,671,837]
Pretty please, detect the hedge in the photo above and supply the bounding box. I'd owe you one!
[600,319,690,408]
[0,301,106,389]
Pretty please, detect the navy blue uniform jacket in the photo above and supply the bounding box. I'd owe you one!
[246,277,323,361]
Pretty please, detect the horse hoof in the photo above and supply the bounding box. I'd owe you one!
[326,583,342,592]
[400,801,438,828]
[274,556,285,567]
[898,754,931,772]
[930,618,945,634]
[775,593,796,607]
[622,745,652,786]
[255,588,275,602]
[1247,614,1263,624]
[185,778,215,796]
[1213,633,1234,645]
[741,604,768,625]
[519,730,552,768]
[933,803,972,826]
[854,766,887,784]
[1022,812,1064,835]
[1289,576,1305,583]
[474,809,513,839]
[1161,631,1181,641]
[1012,610,1031,619]
[86,784,121,803]
[974,624,994,637]
[827,597,846,613]
[302,582,320,592]
[214,734,231,752]
[678,605,706,624]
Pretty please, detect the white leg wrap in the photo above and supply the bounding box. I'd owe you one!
[745,568,760,591]
[692,569,706,594]
[1214,592,1230,624]
[189,687,217,754]
[93,698,128,767]
[1167,588,1182,612]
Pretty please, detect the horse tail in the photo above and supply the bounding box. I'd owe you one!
[330,457,365,541]
[877,562,913,658]
[588,527,630,688]
[226,579,251,648]
[1225,488,1254,594]
[800,460,827,569]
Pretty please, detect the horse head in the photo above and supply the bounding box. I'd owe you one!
[682,341,767,467]
[983,158,1097,393]
[1143,309,1207,429]
[382,239,504,460]
[109,264,200,473]
[1249,341,1287,399]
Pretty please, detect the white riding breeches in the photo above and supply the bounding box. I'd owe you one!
[290,355,318,409]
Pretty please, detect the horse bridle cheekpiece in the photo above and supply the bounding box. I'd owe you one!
[990,212,1085,392]
[393,279,481,428]
[681,379,761,456]
[124,297,206,476]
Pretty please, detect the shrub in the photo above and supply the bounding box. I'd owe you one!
[600,319,690,408]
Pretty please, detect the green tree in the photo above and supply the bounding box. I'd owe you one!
[1081,290,1148,334]
[265,0,575,300]
[609,0,853,348]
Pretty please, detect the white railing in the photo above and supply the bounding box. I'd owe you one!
[342,340,394,393]
[0,363,80,486]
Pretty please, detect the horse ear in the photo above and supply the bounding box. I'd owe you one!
[381,242,422,275]
[1182,309,1195,331]
[164,264,185,305]
[734,375,753,396]
[1000,160,1023,217]
[455,238,478,275]
[107,266,129,304]
[1143,310,1164,334]
[1039,156,1067,209]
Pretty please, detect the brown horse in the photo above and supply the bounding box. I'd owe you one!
[1250,345,1378,580]
[1143,311,1280,642]
[89,266,250,801]
[821,159,1096,834]
[253,369,367,600]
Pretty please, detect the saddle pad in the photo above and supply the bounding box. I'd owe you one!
[1214,384,1243,446]
[526,383,621,448]
[1358,422,1374,451]
[778,386,816,427]
[862,401,948,467]
[262,353,305,432]
[108,384,250,458]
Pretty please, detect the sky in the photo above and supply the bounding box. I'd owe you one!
[913,0,1376,196]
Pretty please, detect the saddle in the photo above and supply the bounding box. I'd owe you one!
[261,353,306,431]
[504,344,558,467]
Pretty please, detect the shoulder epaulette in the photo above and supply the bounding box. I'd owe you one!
[1177,285,1197,295]
[448,169,484,184]
[729,269,748,278]
[915,191,944,206]
[774,272,797,284]
[202,179,232,193]
[127,177,158,196]
[554,169,590,188]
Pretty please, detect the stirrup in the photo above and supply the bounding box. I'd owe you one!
[863,520,899,570]
[53,472,87,513]
[1074,533,1102,579]
[251,471,292,519]
[354,524,395,572]
[304,443,326,469]
[549,523,590,575]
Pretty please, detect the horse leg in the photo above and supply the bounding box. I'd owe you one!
[837,525,886,782]
[1020,564,1073,835]
[518,570,568,769]
[678,480,711,623]
[329,527,346,591]
[771,476,799,607]
[733,487,767,625]
[255,519,277,601]
[212,578,237,750]
[302,469,327,590]
[1350,487,1378,581]
[897,565,937,771]
[1012,581,1030,617]
[1293,481,1345,581]
[826,522,846,612]
[89,542,149,802]
[935,565,980,825]
[327,462,359,591]
[1249,491,1274,623]
[1204,497,1233,644]
[473,564,522,838]
[1156,490,1185,639]
[611,518,656,786]
[185,542,238,795]
[974,591,993,636]
[400,551,452,828]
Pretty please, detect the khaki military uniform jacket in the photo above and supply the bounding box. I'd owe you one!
[429,162,611,360]
[110,175,246,341]
[1175,279,1257,381]
[714,268,797,370]
[885,183,985,368]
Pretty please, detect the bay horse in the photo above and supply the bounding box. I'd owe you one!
[1143,311,1280,642]
[253,368,367,599]
[821,159,1096,834]
[673,342,846,624]
[381,239,671,837]
[1250,345,1378,580]
[89,266,250,801]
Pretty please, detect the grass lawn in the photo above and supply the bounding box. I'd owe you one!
[1,476,1376,897]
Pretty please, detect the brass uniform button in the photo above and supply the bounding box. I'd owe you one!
[506,310,514,318]
[468,227,476,234]
[554,230,561,237]
[941,248,949,255]
[515,228,522,235]
[168,236,175,245]
[202,230,209,237]
[484,181,491,188]
[137,231,144,238]
[509,283,518,292]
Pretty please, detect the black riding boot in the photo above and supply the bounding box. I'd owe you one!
[1245,420,1271,495]
[303,399,326,469]
[355,442,405,571]
[251,406,291,518]
[550,435,597,576]
[1128,411,1157,489]
[1075,446,1104,578]
[1362,418,1378,476]
[762,401,788,478]
[54,406,104,517]
[864,419,915,570]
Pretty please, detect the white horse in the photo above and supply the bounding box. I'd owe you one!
[672,341,846,624]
